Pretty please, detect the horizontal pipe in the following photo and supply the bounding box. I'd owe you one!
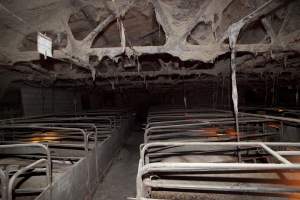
[144,179,300,195]
[141,162,300,175]
[278,151,300,156]
[14,188,46,194]
[233,111,300,124]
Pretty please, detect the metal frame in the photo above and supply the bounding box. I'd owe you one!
[144,117,279,143]
[8,117,115,129]
[0,109,133,200]
[137,142,300,199]
[8,159,49,200]
[147,113,232,124]
[0,144,52,200]
[0,125,93,153]
[0,110,126,129]
[135,107,300,199]
[146,116,269,128]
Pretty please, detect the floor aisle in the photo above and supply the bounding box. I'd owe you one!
[92,125,143,200]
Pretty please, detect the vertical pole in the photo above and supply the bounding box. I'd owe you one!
[276,76,279,106]
[264,78,268,106]
[216,79,219,109]
[296,87,299,106]
[272,76,276,106]
[221,75,225,108]
[228,78,230,109]
[280,121,284,140]
[41,87,45,114]
[262,122,266,142]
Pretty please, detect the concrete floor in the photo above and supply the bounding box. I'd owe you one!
[93,125,143,200]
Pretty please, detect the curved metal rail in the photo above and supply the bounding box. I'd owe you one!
[0,144,52,200]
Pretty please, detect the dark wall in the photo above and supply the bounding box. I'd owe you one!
[0,88,22,119]
[21,86,83,116]
[0,78,299,119]
[0,85,84,118]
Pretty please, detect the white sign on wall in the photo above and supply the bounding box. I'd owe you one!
[37,32,53,58]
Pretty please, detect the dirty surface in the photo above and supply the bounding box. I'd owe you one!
[1,0,300,84]
[92,125,143,200]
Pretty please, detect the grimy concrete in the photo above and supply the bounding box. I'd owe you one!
[93,125,143,200]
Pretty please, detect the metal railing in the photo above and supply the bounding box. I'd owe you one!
[136,107,300,200]
[0,144,52,200]
[137,142,300,199]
